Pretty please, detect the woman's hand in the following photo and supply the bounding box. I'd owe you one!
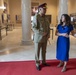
[58,33,69,38]
[55,29,69,37]
[74,34,76,37]
[62,33,69,38]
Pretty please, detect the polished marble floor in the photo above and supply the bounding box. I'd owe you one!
[0,27,76,62]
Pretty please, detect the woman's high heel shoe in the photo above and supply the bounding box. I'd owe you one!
[57,62,63,68]
[61,66,66,72]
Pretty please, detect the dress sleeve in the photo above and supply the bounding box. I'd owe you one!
[70,25,74,32]
[57,24,60,30]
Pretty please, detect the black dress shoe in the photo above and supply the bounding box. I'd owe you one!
[43,63,50,66]
[36,65,41,71]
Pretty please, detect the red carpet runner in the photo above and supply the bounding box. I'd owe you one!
[0,59,76,75]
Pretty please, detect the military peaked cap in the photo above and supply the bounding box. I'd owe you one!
[38,3,47,8]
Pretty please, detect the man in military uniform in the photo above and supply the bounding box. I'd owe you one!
[32,3,50,71]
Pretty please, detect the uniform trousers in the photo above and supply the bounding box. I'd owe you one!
[35,41,47,66]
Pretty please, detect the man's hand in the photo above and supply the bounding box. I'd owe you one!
[43,32,47,36]
[47,35,50,39]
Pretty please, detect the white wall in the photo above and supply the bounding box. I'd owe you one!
[9,0,21,26]
[68,0,76,15]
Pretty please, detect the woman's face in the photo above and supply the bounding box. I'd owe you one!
[61,15,66,22]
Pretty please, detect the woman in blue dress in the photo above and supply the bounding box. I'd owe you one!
[55,14,76,72]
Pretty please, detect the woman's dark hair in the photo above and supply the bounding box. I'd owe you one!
[60,14,71,26]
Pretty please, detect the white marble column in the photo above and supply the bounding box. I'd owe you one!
[21,0,33,45]
[58,0,68,23]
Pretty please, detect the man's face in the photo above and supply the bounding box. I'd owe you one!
[39,7,47,14]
